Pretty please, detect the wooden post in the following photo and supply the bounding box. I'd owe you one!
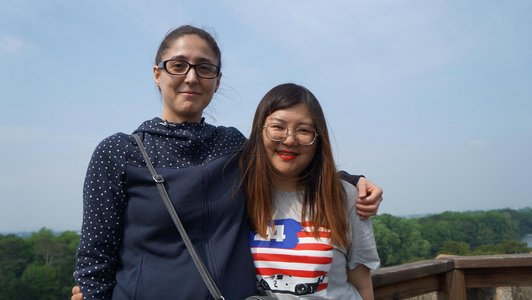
[443,269,467,300]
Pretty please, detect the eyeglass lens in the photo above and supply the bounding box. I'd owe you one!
[164,60,219,78]
[265,124,316,145]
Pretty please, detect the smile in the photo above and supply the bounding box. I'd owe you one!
[179,91,201,96]
[276,150,298,161]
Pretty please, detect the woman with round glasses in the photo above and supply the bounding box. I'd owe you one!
[74,25,383,300]
[241,83,380,299]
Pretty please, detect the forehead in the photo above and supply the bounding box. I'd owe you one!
[163,34,218,64]
[266,103,314,124]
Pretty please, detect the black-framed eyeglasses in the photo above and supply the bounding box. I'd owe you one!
[157,59,221,79]
[263,124,319,146]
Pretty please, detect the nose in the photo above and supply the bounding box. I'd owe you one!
[281,130,298,146]
[184,66,199,84]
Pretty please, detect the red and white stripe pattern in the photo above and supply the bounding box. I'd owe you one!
[251,219,333,295]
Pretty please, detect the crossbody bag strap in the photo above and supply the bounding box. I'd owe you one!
[131,133,224,300]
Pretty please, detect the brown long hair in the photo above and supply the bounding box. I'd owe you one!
[240,83,349,248]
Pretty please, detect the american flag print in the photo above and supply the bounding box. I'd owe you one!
[250,218,333,296]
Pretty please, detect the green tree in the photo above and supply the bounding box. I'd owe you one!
[470,211,518,247]
[373,214,431,266]
[419,217,451,256]
[30,228,63,266]
[55,231,79,296]
[510,207,532,236]
[0,229,80,300]
[418,209,524,255]
[373,216,402,266]
[438,241,471,255]
[473,240,530,255]
[374,208,530,266]
[19,263,61,300]
[0,234,33,300]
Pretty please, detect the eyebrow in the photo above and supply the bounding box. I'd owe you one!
[166,55,216,65]
[268,117,315,127]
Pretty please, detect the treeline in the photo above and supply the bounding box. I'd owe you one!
[374,208,532,266]
[1,208,531,299]
[0,229,78,300]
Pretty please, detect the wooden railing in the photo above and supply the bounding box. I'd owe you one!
[371,254,532,300]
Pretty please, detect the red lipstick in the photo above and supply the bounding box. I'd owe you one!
[277,150,298,161]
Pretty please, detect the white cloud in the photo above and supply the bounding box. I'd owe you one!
[0,35,33,54]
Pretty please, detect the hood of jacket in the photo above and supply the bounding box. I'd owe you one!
[131,117,246,167]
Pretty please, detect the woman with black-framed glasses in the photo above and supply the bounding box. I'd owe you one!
[73,25,383,300]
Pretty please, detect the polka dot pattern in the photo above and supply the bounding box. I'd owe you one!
[74,117,246,299]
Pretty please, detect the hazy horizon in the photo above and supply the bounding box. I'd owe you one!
[2,206,531,234]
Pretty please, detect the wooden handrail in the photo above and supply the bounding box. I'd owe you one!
[371,254,532,300]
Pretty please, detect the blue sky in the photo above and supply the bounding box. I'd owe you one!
[1,0,531,232]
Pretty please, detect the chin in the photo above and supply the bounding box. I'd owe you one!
[275,169,301,180]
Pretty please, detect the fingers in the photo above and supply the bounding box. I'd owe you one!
[368,184,384,201]
[72,286,81,294]
[355,178,384,217]
[356,202,379,214]
[363,180,383,199]
[356,177,368,199]
[358,180,383,202]
[71,286,82,300]
[71,293,83,300]
[356,193,383,217]
[72,294,83,300]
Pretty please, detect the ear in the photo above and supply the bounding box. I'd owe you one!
[153,65,161,85]
[214,72,222,93]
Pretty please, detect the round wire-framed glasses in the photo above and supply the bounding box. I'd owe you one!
[263,124,318,146]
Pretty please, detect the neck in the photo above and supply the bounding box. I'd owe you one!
[161,112,203,124]
[160,115,204,124]
[271,175,299,192]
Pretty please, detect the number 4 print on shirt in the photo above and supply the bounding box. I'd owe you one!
[250,218,301,249]
[254,224,286,242]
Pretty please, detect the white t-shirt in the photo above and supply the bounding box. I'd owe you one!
[249,181,380,300]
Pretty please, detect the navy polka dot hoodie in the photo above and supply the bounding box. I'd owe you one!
[75,118,257,299]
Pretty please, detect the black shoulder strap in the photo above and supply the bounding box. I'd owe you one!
[131,133,224,300]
